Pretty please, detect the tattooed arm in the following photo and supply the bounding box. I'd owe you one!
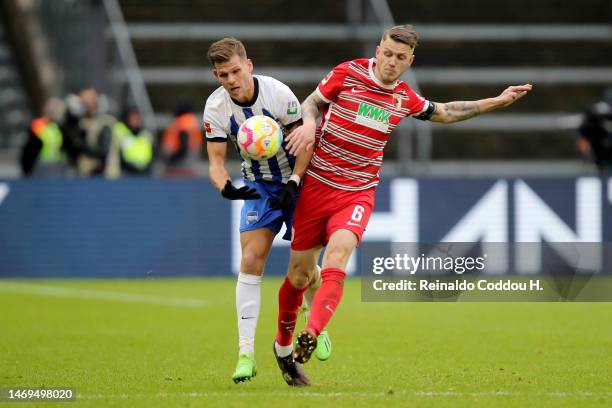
[286,91,328,155]
[428,84,533,124]
[301,91,327,123]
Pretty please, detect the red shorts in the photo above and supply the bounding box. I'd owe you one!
[291,175,375,250]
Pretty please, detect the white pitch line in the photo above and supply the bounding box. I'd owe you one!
[78,390,612,399]
[0,282,207,308]
[413,391,612,397]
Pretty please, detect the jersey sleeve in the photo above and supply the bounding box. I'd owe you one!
[405,88,435,120]
[273,82,302,128]
[315,61,350,103]
[203,98,228,142]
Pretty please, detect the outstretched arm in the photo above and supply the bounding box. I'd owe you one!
[285,91,328,155]
[428,84,533,124]
[206,141,230,192]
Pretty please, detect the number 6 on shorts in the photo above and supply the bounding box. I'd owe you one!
[351,205,365,222]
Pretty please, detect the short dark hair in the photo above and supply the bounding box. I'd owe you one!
[207,37,247,66]
[381,25,419,49]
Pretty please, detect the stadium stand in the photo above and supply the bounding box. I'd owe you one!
[1,0,612,172]
[121,0,612,163]
[0,15,31,149]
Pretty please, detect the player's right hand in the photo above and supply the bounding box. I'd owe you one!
[270,180,299,211]
[495,84,533,108]
[220,180,261,200]
[286,120,316,155]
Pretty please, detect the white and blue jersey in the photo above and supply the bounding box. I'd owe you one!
[203,75,302,183]
[204,75,302,240]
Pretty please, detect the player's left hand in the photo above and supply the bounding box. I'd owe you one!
[496,84,533,108]
[286,119,316,156]
[221,181,261,200]
[270,180,299,211]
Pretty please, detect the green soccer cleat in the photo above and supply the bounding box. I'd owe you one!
[314,329,332,361]
[232,354,257,383]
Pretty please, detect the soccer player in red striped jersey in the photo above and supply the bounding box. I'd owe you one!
[271,24,532,385]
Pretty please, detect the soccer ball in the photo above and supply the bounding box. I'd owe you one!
[237,115,282,161]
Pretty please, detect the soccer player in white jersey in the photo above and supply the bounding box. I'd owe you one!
[272,25,532,385]
[204,37,327,385]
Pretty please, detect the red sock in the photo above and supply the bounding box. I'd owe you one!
[275,276,307,346]
[306,268,346,337]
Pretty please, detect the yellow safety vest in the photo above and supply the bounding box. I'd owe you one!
[31,117,64,163]
[113,122,153,169]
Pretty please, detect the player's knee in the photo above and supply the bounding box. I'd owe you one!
[241,249,265,274]
[287,262,311,289]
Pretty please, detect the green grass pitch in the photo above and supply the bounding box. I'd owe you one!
[1,278,611,407]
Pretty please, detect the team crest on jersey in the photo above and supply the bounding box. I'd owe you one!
[393,94,409,109]
[246,211,259,225]
[393,95,402,109]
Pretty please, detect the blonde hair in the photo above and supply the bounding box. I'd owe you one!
[381,25,419,49]
[207,37,247,65]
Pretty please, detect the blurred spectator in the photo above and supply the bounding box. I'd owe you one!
[78,88,118,176]
[61,88,117,177]
[160,97,203,177]
[59,93,87,169]
[111,106,154,176]
[20,97,68,177]
[577,88,612,173]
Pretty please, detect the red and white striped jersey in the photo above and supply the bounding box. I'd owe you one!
[307,58,430,191]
